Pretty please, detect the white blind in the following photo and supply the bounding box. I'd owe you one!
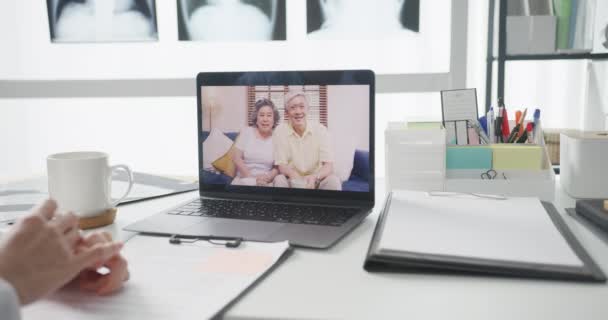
[248,85,327,127]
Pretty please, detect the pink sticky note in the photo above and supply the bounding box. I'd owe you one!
[468,127,480,145]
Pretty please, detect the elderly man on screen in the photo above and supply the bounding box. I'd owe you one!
[272,90,341,190]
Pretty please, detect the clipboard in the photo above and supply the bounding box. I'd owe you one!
[23,234,293,320]
[364,192,606,282]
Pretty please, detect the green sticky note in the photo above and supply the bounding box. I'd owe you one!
[446,146,493,170]
[406,122,443,130]
[491,145,543,170]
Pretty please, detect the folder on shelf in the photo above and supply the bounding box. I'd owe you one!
[364,190,605,282]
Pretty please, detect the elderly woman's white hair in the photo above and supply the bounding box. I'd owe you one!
[284,90,308,108]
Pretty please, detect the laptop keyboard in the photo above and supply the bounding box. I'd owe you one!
[167,198,359,227]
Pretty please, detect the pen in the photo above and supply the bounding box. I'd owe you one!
[478,115,488,135]
[495,106,504,143]
[507,122,521,143]
[525,123,534,144]
[533,109,541,144]
[514,110,522,129]
[518,108,528,136]
[469,119,491,144]
[487,108,494,143]
[516,128,529,143]
[501,105,510,141]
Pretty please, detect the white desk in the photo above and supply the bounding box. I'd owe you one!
[97,177,608,320]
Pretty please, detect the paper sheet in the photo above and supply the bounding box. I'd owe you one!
[441,89,478,122]
[378,190,583,267]
[23,236,290,320]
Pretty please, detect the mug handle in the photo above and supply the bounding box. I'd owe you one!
[109,164,134,208]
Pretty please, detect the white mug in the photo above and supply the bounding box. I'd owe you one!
[47,151,134,218]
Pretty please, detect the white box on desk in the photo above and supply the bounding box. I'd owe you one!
[385,123,446,192]
[560,131,608,198]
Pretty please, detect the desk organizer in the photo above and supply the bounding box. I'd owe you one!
[386,123,555,202]
[446,140,555,201]
[385,122,446,192]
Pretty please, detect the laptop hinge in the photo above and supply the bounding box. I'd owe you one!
[199,191,372,208]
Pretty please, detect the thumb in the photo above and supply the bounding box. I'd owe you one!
[74,242,124,270]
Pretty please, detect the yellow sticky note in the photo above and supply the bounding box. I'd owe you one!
[491,145,543,170]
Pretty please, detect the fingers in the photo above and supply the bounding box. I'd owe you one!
[96,256,129,295]
[50,212,79,234]
[82,231,112,247]
[75,242,123,270]
[35,199,58,220]
[78,255,129,295]
[64,227,82,248]
[78,269,109,292]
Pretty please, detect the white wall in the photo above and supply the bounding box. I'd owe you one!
[0,1,17,75]
[0,97,198,181]
[2,0,450,80]
[327,85,369,151]
[201,86,248,132]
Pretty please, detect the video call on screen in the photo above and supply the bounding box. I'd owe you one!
[200,85,370,192]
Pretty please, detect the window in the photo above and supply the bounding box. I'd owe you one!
[247,85,328,127]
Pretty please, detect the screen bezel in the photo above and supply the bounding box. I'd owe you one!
[196,70,375,203]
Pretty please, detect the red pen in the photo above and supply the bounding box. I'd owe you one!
[526,123,534,144]
[501,107,510,141]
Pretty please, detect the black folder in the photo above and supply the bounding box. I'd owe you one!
[364,192,606,282]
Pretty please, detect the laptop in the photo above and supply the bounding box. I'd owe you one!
[125,70,375,248]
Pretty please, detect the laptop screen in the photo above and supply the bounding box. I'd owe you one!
[198,75,372,195]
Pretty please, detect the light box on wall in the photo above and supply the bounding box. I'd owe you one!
[5,0,465,93]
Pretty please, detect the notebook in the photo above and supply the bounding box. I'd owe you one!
[364,190,605,282]
[23,235,292,319]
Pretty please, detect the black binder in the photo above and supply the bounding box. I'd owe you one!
[364,192,606,282]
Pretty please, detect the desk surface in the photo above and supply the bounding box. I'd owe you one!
[99,177,608,320]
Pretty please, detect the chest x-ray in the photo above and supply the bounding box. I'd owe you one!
[47,0,158,42]
[178,0,287,41]
[307,0,420,40]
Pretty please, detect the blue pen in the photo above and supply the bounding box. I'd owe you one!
[533,109,541,144]
[478,115,488,135]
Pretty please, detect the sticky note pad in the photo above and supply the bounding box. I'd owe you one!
[491,145,543,170]
[446,146,492,169]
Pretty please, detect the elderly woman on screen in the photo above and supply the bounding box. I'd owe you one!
[231,98,280,186]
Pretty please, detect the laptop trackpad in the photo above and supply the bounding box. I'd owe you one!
[177,219,285,242]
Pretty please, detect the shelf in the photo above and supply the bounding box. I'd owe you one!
[491,53,608,61]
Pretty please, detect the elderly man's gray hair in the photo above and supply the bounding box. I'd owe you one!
[284,90,308,108]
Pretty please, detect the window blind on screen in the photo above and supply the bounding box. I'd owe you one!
[247,85,328,128]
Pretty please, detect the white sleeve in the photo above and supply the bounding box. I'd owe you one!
[0,278,21,320]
